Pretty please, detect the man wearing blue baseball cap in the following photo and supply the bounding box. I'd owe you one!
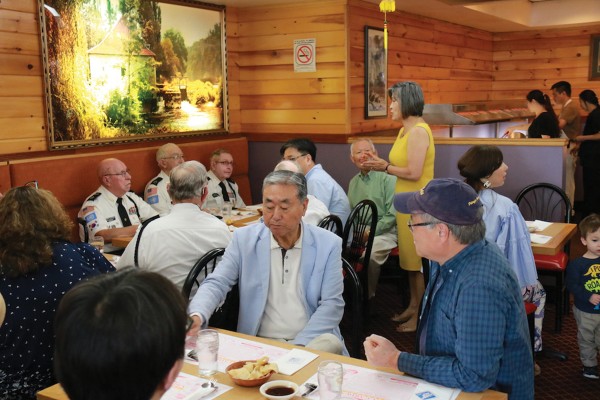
[364,178,534,400]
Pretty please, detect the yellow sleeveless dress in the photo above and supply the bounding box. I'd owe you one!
[389,122,435,271]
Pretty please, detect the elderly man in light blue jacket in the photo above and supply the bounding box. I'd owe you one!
[188,170,347,355]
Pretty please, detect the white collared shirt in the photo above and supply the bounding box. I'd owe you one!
[257,226,308,340]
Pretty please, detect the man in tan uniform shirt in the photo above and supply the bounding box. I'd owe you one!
[551,81,581,210]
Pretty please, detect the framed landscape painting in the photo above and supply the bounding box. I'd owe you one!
[364,26,387,119]
[590,34,600,81]
[38,0,227,149]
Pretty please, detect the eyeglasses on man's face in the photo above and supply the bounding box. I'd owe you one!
[282,153,307,162]
[162,154,184,161]
[216,161,234,167]
[104,169,130,178]
[407,217,436,232]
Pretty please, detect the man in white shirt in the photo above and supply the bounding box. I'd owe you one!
[118,161,231,295]
[273,160,329,225]
[79,158,157,253]
[205,148,246,210]
[145,143,185,216]
[189,170,347,355]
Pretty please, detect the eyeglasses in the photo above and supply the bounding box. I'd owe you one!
[23,180,39,189]
[283,154,307,162]
[162,154,184,161]
[104,169,130,178]
[186,316,194,332]
[407,219,436,232]
[216,161,234,167]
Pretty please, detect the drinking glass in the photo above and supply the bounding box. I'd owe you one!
[90,236,104,253]
[317,360,343,400]
[197,329,219,376]
[222,200,233,219]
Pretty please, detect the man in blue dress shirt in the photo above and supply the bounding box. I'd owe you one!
[364,178,534,400]
[280,138,351,223]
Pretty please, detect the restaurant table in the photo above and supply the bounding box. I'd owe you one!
[530,222,577,256]
[108,208,262,249]
[37,329,507,400]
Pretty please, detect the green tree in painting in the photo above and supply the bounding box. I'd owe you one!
[45,0,106,141]
[187,23,222,83]
[164,29,188,73]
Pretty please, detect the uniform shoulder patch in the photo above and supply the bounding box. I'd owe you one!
[87,192,101,202]
[150,176,163,186]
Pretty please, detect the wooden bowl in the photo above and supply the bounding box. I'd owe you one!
[225,360,275,387]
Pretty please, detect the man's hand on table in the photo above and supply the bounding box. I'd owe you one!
[187,315,203,336]
[364,334,401,369]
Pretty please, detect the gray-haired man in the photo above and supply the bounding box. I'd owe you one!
[118,161,231,293]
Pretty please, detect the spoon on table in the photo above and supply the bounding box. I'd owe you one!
[192,380,217,399]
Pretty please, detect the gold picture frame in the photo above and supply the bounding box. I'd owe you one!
[38,0,228,149]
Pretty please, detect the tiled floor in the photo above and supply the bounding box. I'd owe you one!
[348,227,599,400]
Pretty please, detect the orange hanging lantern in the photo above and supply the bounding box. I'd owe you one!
[379,0,395,50]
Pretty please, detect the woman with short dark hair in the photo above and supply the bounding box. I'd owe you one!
[363,81,435,332]
[458,145,546,375]
[0,187,114,399]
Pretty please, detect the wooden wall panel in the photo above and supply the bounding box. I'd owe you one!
[348,0,493,134]
[492,26,600,102]
[0,0,46,155]
[229,0,349,135]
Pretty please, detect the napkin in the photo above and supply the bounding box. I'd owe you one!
[530,233,552,244]
[274,348,319,375]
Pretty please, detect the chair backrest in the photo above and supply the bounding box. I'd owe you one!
[78,217,89,243]
[341,257,364,359]
[342,200,377,297]
[317,214,343,237]
[182,248,225,300]
[515,182,572,223]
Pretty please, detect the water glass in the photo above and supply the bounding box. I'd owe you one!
[90,236,104,253]
[222,200,233,219]
[318,360,343,400]
[197,329,219,376]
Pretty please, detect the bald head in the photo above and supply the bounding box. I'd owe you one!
[274,160,303,175]
[97,158,131,197]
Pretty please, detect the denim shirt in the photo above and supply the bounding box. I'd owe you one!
[398,240,534,400]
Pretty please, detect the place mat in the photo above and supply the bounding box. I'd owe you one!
[162,372,232,400]
[301,363,460,400]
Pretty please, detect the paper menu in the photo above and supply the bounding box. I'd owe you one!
[162,372,232,400]
[185,333,297,373]
[302,364,459,400]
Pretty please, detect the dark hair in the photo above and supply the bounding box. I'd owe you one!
[579,213,600,238]
[551,81,572,97]
[279,138,317,162]
[387,81,425,119]
[527,89,558,122]
[54,269,188,400]
[579,89,599,107]
[0,187,73,278]
[457,145,504,193]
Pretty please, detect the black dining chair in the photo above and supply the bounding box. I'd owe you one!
[317,214,343,238]
[341,257,364,359]
[342,200,377,309]
[182,248,239,331]
[515,182,571,333]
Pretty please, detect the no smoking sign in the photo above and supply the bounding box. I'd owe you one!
[294,39,316,72]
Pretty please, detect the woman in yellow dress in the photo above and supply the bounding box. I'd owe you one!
[364,81,435,332]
